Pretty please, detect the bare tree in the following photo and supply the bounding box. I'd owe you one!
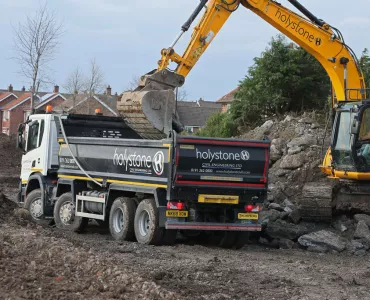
[125,75,141,91]
[63,67,84,108]
[84,57,105,97]
[12,3,64,113]
[177,88,189,101]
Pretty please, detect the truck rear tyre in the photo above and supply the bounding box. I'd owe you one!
[134,198,163,245]
[53,192,88,233]
[109,197,136,241]
[24,189,46,225]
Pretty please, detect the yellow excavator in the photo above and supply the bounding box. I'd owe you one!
[117,0,370,220]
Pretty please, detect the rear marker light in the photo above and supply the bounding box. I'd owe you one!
[167,202,184,210]
[245,205,260,212]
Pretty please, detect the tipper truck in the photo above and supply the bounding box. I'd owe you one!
[16,110,270,248]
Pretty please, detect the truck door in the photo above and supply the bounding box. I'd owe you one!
[21,116,47,183]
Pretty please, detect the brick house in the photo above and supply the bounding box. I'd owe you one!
[54,85,119,116]
[0,85,66,136]
[176,99,222,134]
[35,85,66,111]
[216,88,239,113]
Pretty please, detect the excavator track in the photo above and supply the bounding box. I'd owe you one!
[298,182,334,222]
[299,180,370,222]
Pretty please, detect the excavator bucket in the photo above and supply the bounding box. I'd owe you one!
[117,69,185,140]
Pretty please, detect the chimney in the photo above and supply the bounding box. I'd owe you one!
[106,85,112,96]
[21,86,26,92]
[54,85,59,93]
[8,84,13,92]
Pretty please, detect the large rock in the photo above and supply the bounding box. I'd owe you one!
[265,219,308,240]
[298,230,347,253]
[346,240,368,255]
[260,120,274,134]
[268,203,284,211]
[288,209,301,224]
[270,144,283,162]
[259,209,281,225]
[279,153,306,170]
[354,220,370,243]
[278,238,295,249]
[287,134,317,149]
[354,214,370,226]
[288,146,302,155]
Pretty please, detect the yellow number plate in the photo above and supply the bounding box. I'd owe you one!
[166,210,188,218]
[238,213,259,220]
[198,194,239,204]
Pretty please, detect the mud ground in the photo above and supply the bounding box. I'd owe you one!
[1,186,370,300]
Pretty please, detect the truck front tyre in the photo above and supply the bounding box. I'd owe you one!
[134,198,163,245]
[24,189,45,225]
[109,197,136,241]
[53,192,88,233]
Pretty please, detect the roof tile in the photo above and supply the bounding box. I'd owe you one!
[1,93,31,110]
[216,88,239,103]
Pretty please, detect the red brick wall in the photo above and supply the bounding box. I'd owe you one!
[0,94,17,109]
[221,104,228,113]
[1,95,18,135]
[37,96,65,111]
[70,99,116,116]
[9,99,31,136]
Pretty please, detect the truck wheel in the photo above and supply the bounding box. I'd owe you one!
[233,232,250,250]
[53,192,88,233]
[24,189,46,225]
[134,198,163,245]
[109,197,136,241]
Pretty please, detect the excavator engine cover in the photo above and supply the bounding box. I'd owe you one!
[117,69,185,140]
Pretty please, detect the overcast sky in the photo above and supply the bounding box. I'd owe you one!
[0,0,369,101]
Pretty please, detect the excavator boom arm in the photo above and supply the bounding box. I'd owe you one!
[158,0,239,78]
[159,0,365,103]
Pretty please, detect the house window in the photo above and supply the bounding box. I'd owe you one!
[2,111,8,121]
[185,126,194,133]
[24,111,31,122]
[226,104,231,111]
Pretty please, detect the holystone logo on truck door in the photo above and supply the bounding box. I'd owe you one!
[196,148,250,162]
[113,148,164,176]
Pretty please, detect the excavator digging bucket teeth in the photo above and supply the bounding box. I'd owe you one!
[117,89,177,140]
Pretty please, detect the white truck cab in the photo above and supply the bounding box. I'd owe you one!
[17,113,60,207]
[19,114,60,182]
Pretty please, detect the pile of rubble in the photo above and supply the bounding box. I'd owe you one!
[242,112,370,255]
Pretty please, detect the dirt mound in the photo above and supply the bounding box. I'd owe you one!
[240,111,331,204]
[0,192,17,223]
[0,134,22,176]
